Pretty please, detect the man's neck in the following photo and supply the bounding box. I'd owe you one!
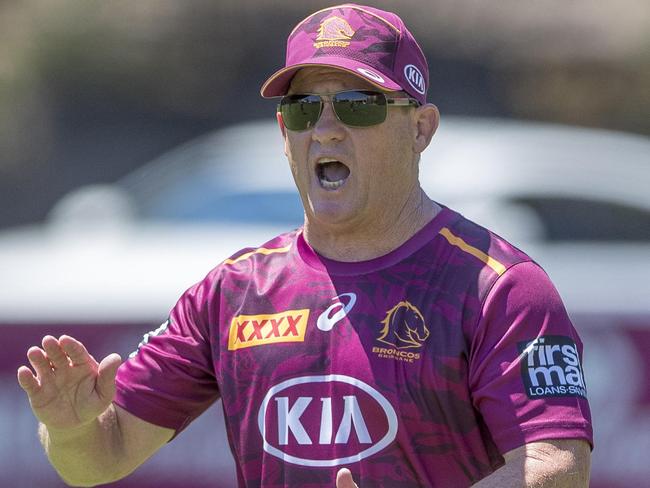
[303,192,440,262]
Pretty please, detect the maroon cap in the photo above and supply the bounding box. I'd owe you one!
[260,3,429,105]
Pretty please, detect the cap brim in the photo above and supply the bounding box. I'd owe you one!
[260,57,402,98]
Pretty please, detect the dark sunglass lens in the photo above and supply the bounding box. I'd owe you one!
[280,95,322,131]
[333,91,387,127]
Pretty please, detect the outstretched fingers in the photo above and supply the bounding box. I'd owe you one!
[18,335,122,431]
[59,335,94,367]
[17,365,41,394]
[96,353,122,401]
[26,346,56,383]
[19,335,97,398]
[41,335,71,369]
[18,345,57,405]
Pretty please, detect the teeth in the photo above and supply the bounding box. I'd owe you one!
[316,157,348,190]
[320,179,345,190]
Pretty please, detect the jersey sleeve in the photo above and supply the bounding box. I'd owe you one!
[114,275,220,436]
[468,261,593,454]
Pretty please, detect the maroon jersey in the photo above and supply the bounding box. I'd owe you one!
[115,206,593,487]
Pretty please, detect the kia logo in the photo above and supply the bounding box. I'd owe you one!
[404,64,426,95]
[258,374,398,467]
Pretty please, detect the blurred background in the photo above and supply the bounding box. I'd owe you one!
[1,1,649,487]
[1,0,649,230]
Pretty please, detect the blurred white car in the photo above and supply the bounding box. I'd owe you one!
[1,117,649,488]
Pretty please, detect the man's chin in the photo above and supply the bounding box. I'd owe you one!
[305,203,359,229]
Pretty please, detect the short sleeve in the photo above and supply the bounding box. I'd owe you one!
[114,276,220,436]
[468,261,593,454]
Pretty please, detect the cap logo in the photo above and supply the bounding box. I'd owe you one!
[356,68,385,84]
[404,64,426,95]
[314,16,356,49]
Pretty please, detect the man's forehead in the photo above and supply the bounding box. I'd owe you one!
[289,66,380,93]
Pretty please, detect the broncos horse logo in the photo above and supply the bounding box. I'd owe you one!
[378,301,430,349]
[316,16,356,41]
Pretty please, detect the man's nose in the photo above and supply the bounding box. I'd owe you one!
[311,100,345,143]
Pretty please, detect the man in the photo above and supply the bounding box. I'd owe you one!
[17,4,592,487]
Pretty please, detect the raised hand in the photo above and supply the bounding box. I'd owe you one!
[336,468,359,488]
[16,335,122,432]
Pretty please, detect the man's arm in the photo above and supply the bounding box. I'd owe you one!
[471,439,591,488]
[39,404,173,487]
[18,335,173,487]
[335,439,590,488]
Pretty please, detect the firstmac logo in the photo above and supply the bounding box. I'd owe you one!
[258,375,398,467]
[518,336,587,399]
[228,310,309,350]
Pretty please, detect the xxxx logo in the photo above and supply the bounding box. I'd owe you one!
[228,310,309,351]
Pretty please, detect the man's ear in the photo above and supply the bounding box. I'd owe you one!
[413,103,440,154]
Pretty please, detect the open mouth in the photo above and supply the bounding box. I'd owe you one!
[316,158,350,190]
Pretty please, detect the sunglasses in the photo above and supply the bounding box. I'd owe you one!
[278,90,420,131]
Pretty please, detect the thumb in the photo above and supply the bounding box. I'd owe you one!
[336,468,359,488]
[96,353,122,401]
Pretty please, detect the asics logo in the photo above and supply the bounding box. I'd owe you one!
[317,293,357,331]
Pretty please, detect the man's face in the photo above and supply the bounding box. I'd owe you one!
[281,67,421,234]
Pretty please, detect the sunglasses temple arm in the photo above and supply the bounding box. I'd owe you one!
[276,111,287,134]
[386,98,420,107]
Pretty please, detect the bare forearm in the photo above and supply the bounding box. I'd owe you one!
[471,440,590,488]
[471,459,588,487]
[40,404,128,487]
[20,337,167,485]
